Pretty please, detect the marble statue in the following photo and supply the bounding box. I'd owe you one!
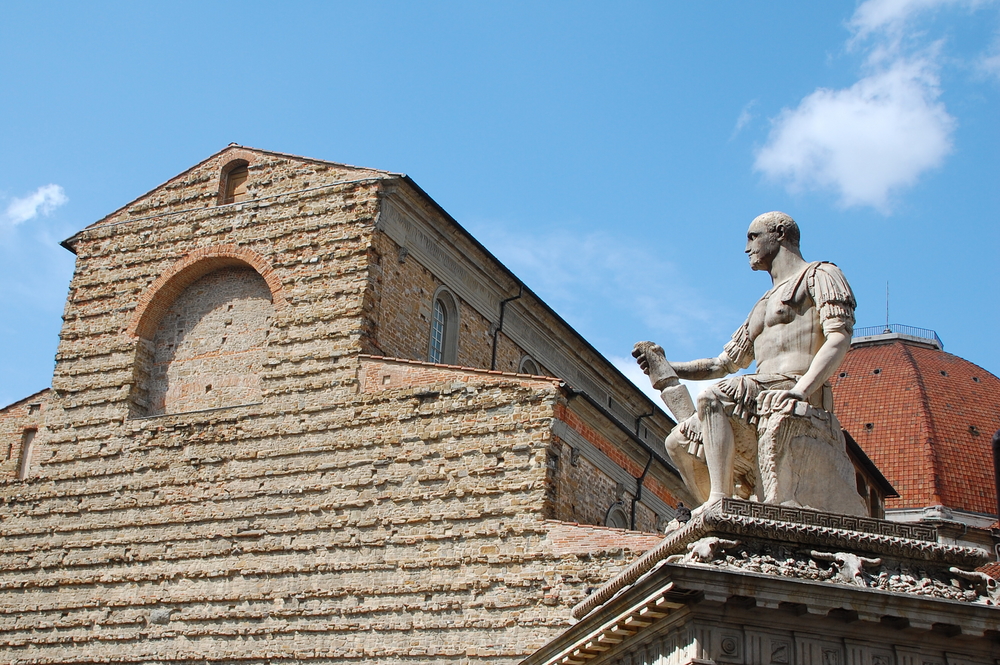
[634,212,866,516]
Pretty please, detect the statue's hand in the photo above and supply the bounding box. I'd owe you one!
[632,342,677,390]
[757,389,806,415]
[631,342,655,375]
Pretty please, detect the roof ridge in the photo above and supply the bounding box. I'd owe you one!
[359,354,561,382]
[0,387,51,413]
[899,341,945,506]
[544,519,661,537]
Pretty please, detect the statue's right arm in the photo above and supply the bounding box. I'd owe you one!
[670,355,734,381]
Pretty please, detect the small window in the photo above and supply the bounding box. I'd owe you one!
[220,160,250,205]
[428,288,458,364]
[519,356,539,375]
[18,429,36,480]
[605,502,629,529]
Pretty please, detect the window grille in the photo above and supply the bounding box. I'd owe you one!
[429,298,446,363]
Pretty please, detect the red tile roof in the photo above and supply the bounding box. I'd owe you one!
[978,561,1000,580]
[831,341,1000,516]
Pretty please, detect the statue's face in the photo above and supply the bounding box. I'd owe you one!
[745,220,780,272]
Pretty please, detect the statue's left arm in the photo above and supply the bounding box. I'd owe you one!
[759,263,856,413]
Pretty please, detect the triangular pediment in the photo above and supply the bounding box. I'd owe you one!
[64,145,402,247]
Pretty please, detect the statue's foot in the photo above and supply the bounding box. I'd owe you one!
[662,518,683,534]
[688,495,725,522]
[632,341,677,391]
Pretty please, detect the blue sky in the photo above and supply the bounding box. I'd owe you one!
[2,1,999,408]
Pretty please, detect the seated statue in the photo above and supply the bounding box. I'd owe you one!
[634,212,866,516]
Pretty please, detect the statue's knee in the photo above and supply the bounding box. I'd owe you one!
[696,389,724,413]
[665,429,685,457]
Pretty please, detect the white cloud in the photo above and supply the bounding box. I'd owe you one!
[731,100,757,139]
[753,0,1000,211]
[980,33,1000,77]
[755,57,954,211]
[850,0,988,41]
[983,50,1000,75]
[3,184,68,226]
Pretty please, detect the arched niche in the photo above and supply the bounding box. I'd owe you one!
[218,159,250,205]
[128,247,284,417]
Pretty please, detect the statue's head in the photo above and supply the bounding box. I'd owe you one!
[745,211,800,271]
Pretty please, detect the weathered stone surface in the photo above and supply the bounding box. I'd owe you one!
[757,402,867,515]
[0,146,685,663]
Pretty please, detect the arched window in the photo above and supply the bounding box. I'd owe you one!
[132,266,274,416]
[220,160,249,205]
[428,288,458,364]
[518,356,539,375]
[604,502,629,529]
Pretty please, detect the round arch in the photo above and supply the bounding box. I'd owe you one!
[128,245,285,341]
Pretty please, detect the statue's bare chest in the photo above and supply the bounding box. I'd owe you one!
[747,287,814,340]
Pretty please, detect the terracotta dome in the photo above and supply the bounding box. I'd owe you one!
[830,327,1000,517]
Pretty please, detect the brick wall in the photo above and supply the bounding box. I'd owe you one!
[0,147,665,663]
[0,389,49,481]
[364,230,524,372]
[144,266,273,415]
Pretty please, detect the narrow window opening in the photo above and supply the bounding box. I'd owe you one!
[427,288,458,364]
[519,356,539,376]
[223,165,248,204]
[429,299,446,363]
[219,160,250,205]
[18,429,36,480]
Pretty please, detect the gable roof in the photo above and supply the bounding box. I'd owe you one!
[62,144,403,249]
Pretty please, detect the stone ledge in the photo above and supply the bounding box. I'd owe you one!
[573,498,992,620]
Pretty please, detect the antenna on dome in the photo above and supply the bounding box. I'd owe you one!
[884,282,890,334]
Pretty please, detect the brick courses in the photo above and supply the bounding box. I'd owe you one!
[0,146,676,663]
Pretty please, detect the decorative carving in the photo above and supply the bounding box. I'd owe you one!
[809,551,882,587]
[756,404,866,516]
[571,498,989,621]
[668,537,741,564]
[948,567,1000,605]
[719,498,937,541]
[662,539,990,603]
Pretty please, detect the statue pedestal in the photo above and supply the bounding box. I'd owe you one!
[526,500,999,665]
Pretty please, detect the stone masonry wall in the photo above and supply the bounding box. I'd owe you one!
[362,357,669,533]
[0,389,50,481]
[0,147,662,663]
[146,266,274,415]
[553,403,678,530]
[0,361,655,663]
[365,230,525,373]
[547,438,661,533]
